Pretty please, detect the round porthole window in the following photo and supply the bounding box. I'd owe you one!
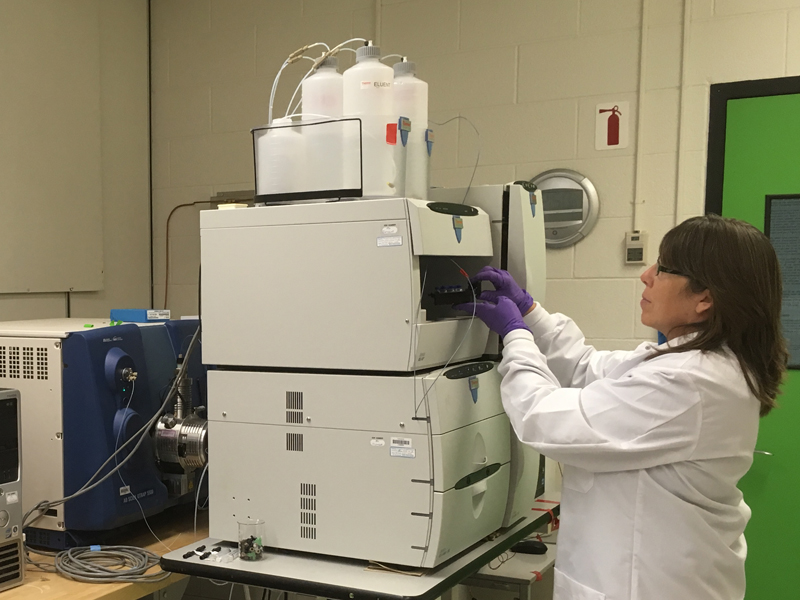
[530,169,599,248]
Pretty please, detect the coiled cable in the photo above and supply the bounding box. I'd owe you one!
[53,545,170,584]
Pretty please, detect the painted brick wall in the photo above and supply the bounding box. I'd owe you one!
[151,0,800,348]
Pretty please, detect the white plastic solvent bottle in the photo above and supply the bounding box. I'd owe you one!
[255,117,305,199]
[301,56,343,119]
[393,59,430,200]
[301,56,344,194]
[342,42,396,197]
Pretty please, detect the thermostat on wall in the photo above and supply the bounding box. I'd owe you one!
[529,169,599,248]
[625,230,648,264]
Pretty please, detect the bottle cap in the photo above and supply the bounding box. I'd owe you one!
[356,44,381,62]
[393,60,416,76]
[318,56,338,69]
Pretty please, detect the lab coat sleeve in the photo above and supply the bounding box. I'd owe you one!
[523,304,639,388]
[499,330,702,473]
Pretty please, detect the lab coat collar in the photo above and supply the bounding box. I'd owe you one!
[660,330,699,348]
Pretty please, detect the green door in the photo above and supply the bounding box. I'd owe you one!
[718,92,800,598]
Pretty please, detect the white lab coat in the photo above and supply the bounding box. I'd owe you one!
[499,306,759,600]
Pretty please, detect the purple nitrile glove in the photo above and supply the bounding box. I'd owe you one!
[454,295,529,339]
[470,266,534,315]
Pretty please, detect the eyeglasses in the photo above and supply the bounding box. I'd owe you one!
[656,262,689,277]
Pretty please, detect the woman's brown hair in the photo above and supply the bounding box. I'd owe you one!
[653,215,788,416]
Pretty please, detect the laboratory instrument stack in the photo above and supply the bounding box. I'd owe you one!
[201,40,548,570]
[202,187,546,568]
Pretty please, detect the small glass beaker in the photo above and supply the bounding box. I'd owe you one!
[238,518,266,561]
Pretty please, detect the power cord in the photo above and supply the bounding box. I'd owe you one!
[194,462,210,537]
[22,326,201,583]
[164,201,212,310]
[114,381,172,553]
[53,546,169,583]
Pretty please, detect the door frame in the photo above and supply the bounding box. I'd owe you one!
[705,75,800,215]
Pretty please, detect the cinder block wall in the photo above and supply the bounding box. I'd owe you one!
[0,0,150,321]
[151,0,800,348]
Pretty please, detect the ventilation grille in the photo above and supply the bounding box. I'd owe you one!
[22,348,33,379]
[37,348,48,380]
[286,433,304,452]
[300,483,317,540]
[286,391,304,424]
[0,539,22,587]
[0,346,48,381]
[8,348,19,379]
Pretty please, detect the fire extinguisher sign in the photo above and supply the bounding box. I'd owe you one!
[595,101,629,150]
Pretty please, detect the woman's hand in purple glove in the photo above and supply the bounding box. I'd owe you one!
[470,266,535,315]
[454,295,529,339]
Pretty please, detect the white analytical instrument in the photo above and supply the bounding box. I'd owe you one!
[202,183,546,568]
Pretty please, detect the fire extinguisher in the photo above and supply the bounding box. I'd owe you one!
[599,105,621,146]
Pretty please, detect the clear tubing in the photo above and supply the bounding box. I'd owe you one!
[268,42,330,124]
[380,53,404,63]
[330,37,367,53]
[268,60,290,124]
[284,38,366,118]
[284,38,366,117]
[285,61,320,118]
[284,112,339,120]
[430,116,482,204]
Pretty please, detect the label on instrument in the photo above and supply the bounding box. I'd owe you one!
[391,447,416,458]
[377,236,403,247]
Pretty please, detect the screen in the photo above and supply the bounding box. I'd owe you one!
[542,188,584,211]
[542,188,584,223]
[0,397,20,485]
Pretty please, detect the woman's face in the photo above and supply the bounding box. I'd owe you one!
[639,263,713,340]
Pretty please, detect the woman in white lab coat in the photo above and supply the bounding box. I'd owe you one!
[457,215,788,600]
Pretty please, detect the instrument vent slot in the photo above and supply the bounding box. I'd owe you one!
[0,540,22,588]
[286,391,304,424]
[286,391,304,409]
[285,411,303,424]
[8,348,19,379]
[37,347,48,380]
[286,433,304,452]
[22,347,34,379]
[300,483,317,540]
[0,347,5,378]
